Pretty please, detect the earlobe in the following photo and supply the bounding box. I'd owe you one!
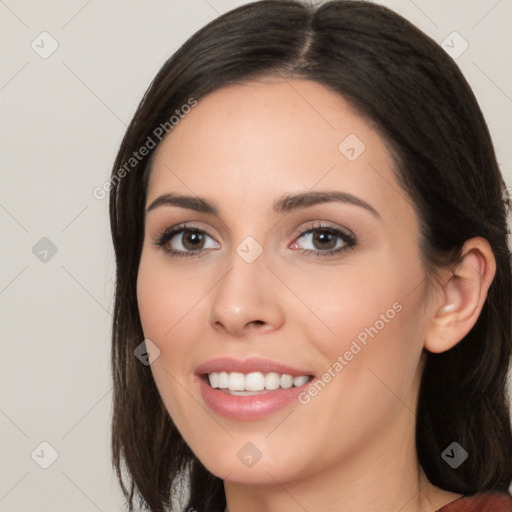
[424,237,496,354]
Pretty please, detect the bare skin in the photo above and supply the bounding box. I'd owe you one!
[136,78,495,511]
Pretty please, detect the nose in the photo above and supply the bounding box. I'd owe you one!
[209,250,284,338]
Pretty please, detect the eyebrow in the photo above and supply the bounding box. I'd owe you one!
[146,190,381,219]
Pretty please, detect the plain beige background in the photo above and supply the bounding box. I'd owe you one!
[1,1,511,511]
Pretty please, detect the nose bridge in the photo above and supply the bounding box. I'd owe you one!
[209,239,283,335]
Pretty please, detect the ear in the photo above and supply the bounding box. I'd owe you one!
[424,237,496,354]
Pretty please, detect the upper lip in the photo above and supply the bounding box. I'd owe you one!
[195,357,314,377]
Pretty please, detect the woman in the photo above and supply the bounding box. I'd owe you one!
[108,1,512,511]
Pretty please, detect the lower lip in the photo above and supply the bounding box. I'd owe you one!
[197,376,314,421]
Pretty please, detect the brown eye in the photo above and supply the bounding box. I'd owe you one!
[311,230,338,250]
[155,225,219,257]
[291,225,356,258]
[181,230,205,251]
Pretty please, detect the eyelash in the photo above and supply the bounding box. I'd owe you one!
[153,222,357,259]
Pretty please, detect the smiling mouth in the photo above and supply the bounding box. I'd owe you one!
[203,371,314,395]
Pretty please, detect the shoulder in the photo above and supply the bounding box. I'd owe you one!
[436,491,512,511]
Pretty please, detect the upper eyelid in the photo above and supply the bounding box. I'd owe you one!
[154,223,216,244]
[296,222,354,238]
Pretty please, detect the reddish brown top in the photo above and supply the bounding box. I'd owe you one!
[436,491,512,511]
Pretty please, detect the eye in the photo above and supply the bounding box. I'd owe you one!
[154,224,219,258]
[290,223,356,258]
[154,222,356,259]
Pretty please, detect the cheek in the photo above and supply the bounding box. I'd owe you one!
[137,257,169,341]
[136,250,216,400]
[137,250,202,342]
[292,293,425,460]
[136,252,203,425]
[287,261,401,348]
[290,253,427,402]
[136,252,198,403]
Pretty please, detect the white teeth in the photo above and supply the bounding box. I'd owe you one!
[245,372,265,391]
[228,372,245,391]
[280,374,294,389]
[265,372,281,390]
[218,371,229,388]
[209,372,219,388]
[293,375,309,387]
[207,371,311,392]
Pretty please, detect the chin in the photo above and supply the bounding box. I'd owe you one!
[190,438,312,486]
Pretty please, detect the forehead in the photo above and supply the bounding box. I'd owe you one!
[146,79,411,226]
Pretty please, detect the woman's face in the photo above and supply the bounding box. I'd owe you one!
[137,79,432,484]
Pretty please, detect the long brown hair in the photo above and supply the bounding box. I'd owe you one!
[109,1,512,510]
